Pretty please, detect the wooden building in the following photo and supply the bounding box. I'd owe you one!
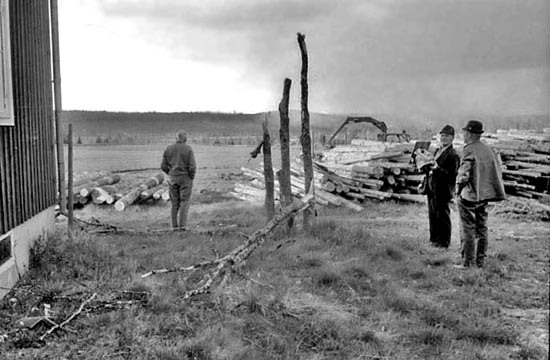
[0,0,58,299]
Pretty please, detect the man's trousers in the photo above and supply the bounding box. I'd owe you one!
[169,181,193,229]
[427,195,452,248]
[458,198,488,267]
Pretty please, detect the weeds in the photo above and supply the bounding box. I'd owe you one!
[1,200,547,359]
[455,321,518,345]
[409,327,449,346]
[313,266,342,288]
[381,289,420,314]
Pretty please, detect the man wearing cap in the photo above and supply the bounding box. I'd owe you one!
[161,131,196,230]
[455,120,506,269]
[422,125,460,248]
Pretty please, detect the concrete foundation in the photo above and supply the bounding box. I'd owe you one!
[0,206,55,300]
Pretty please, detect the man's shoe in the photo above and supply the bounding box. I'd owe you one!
[453,264,470,270]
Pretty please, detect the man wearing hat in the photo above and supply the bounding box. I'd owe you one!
[421,125,460,248]
[455,120,506,269]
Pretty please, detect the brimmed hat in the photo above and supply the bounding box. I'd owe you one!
[462,120,484,134]
[439,125,455,136]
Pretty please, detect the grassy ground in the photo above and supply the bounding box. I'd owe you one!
[0,194,548,359]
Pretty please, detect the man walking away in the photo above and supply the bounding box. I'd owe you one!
[455,120,505,269]
[161,131,196,230]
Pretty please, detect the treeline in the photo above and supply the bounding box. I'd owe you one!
[60,110,344,145]
[61,110,549,145]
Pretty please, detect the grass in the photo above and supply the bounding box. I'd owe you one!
[0,196,548,359]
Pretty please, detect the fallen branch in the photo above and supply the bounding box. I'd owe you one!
[181,191,314,299]
[141,255,236,278]
[39,293,97,341]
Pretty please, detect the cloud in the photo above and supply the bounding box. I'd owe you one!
[62,0,549,115]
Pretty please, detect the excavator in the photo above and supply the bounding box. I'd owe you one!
[324,116,411,147]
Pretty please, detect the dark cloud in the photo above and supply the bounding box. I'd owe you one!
[98,0,549,115]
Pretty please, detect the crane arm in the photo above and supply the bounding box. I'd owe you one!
[327,116,387,145]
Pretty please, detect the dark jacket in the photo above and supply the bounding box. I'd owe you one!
[423,144,460,201]
[161,141,196,184]
[456,140,506,202]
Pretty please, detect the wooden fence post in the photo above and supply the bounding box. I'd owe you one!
[262,118,275,221]
[297,33,314,232]
[279,78,293,232]
[67,124,74,240]
[50,0,66,212]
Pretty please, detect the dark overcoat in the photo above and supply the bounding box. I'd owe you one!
[424,145,460,201]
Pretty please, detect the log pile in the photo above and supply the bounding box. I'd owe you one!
[114,173,165,211]
[312,140,426,204]
[230,140,426,211]
[232,129,549,210]
[486,129,550,202]
[68,172,169,210]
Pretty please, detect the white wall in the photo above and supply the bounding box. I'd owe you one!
[0,206,55,300]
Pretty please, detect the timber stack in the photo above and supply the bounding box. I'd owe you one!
[231,139,427,209]
[486,128,550,202]
[312,139,426,204]
[68,172,169,210]
[114,173,165,211]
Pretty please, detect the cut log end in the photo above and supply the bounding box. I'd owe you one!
[114,201,126,211]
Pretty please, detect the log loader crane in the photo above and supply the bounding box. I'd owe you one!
[324,116,411,147]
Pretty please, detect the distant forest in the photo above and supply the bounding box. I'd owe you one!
[61,110,549,145]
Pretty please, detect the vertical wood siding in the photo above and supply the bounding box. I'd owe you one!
[0,0,56,234]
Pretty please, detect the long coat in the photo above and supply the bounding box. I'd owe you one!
[424,145,460,201]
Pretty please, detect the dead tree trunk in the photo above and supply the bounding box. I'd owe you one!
[262,118,275,221]
[297,32,314,232]
[278,78,293,232]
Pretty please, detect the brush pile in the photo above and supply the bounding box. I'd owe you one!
[68,172,169,211]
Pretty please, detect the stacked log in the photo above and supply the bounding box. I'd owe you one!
[311,140,426,204]
[115,173,165,211]
[485,130,550,202]
[141,185,167,202]
[77,174,122,197]
[90,187,114,205]
[153,187,168,200]
[234,167,361,211]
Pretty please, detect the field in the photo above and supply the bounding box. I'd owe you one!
[64,143,273,198]
[1,144,548,359]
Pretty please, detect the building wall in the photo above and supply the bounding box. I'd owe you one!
[0,0,57,235]
[0,206,55,299]
[0,1,57,298]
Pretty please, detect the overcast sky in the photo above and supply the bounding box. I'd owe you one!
[59,0,550,117]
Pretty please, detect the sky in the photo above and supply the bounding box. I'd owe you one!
[59,0,550,117]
